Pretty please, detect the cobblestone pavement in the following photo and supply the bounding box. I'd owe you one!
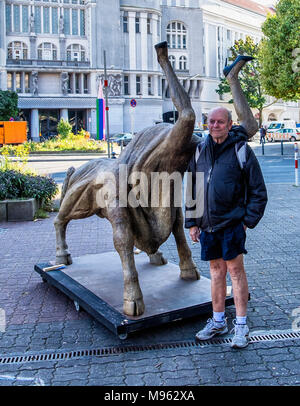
[0,164,300,386]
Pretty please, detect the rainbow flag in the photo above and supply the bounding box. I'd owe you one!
[96,80,105,140]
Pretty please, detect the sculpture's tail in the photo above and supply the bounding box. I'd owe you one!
[60,167,75,206]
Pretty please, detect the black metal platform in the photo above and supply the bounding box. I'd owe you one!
[34,252,235,339]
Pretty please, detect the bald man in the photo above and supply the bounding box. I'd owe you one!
[185,106,267,349]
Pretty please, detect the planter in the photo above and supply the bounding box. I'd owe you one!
[0,198,39,221]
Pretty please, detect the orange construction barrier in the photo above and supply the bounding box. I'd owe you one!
[0,121,27,145]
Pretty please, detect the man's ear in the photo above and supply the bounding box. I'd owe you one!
[228,120,233,130]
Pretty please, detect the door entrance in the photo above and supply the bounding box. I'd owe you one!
[39,110,59,140]
[69,110,86,134]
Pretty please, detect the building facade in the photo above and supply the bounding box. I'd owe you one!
[0,0,298,141]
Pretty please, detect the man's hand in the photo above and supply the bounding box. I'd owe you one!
[243,224,247,231]
[189,226,200,243]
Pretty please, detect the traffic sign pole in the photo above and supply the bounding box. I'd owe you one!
[295,143,299,186]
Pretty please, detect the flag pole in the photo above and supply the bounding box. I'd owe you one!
[103,50,111,158]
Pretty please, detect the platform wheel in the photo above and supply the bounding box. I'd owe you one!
[118,332,128,340]
[74,300,81,312]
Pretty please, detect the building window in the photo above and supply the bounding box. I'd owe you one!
[148,76,153,96]
[43,7,50,33]
[22,6,29,33]
[168,55,176,69]
[135,16,140,33]
[64,8,70,34]
[13,5,20,32]
[179,55,187,70]
[35,6,42,34]
[136,75,141,95]
[75,73,80,94]
[52,7,58,34]
[66,44,86,61]
[167,21,187,49]
[25,73,30,93]
[15,73,21,93]
[72,9,78,35]
[124,75,129,95]
[123,12,128,33]
[7,42,28,60]
[38,43,57,60]
[7,73,13,91]
[84,74,89,94]
[80,9,85,35]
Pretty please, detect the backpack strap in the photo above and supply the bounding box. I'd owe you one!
[235,141,247,170]
[235,141,248,205]
[194,140,205,163]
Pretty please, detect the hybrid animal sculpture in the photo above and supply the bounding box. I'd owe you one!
[54,42,257,317]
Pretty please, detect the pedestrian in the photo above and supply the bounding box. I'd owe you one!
[185,55,268,349]
[260,126,266,144]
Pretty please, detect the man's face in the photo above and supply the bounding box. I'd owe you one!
[208,109,232,143]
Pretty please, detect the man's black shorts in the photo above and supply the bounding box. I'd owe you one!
[200,222,247,261]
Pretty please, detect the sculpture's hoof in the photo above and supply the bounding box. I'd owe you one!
[180,267,200,281]
[149,251,168,266]
[223,55,254,78]
[123,298,145,316]
[155,41,168,61]
[56,254,72,265]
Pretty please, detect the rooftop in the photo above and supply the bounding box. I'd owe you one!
[222,0,276,16]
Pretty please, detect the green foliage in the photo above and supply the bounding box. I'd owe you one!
[259,0,300,100]
[0,91,19,121]
[57,118,72,139]
[0,169,58,203]
[216,36,270,125]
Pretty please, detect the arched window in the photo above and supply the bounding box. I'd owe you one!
[37,43,57,60]
[179,55,187,70]
[168,55,176,69]
[7,41,28,60]
[66,44,85,61]
[166,21,187,49]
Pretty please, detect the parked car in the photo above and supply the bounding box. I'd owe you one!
[266,128,300,142]
[110,132,133,146]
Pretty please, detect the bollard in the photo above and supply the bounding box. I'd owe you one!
[261,138,264,155]
[295,143,299,186]
[111,151,117,159]
[281,137,283,155]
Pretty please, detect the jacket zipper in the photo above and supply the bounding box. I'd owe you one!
[206,166,213,232]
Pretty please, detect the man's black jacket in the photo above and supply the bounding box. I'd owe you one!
[185,126,268,232]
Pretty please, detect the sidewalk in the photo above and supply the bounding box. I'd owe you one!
[0,167,299,386]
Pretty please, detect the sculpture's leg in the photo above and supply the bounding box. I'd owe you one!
[155,42,195,138]
[110,209,145,316]
[225,58,258,138]
[173,209,200,280]
[148,250,168,265]
[54,214,72,265]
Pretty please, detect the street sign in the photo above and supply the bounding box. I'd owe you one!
[130,99,137,108]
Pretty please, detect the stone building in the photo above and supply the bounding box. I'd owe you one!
[0,0,298,140]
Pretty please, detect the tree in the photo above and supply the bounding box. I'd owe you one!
[0,91,19,121]
[216,36,274,127]
[259,0,300,101]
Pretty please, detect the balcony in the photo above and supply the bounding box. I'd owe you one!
[6,59,90,68]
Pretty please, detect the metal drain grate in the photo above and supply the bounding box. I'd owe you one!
[0,330,299,365]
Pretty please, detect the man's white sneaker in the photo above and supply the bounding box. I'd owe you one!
[230,320,249,349]
[195,318,228,342]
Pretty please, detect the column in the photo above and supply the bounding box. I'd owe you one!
[153,74,158,97]
[31,109,40,141]
[72,73,76,94]
[204,23,210,77]
[142,74,148,97]
[152,14,159,72]
[60,109,68,121]
[0,0,6,68]
[128,11,136,71]
[80,73,84,94]
[140,12,148,71]
[129,73,136,96]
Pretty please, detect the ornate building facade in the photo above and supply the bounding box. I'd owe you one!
[0,0,298,140]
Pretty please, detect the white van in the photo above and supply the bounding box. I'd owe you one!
[267,120,297,131]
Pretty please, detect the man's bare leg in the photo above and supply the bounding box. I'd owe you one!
[209,258,227,312]
[226,254,248,317]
